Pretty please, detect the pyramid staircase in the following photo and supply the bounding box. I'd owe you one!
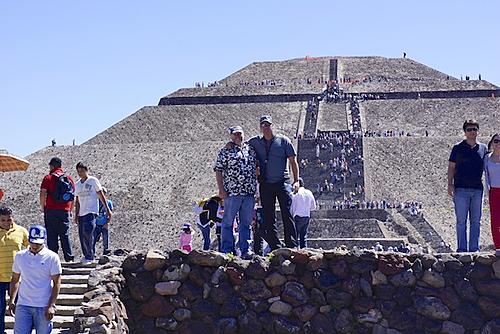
[5,261,95,333]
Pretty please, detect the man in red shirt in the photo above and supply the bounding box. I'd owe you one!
[40,157,75,262]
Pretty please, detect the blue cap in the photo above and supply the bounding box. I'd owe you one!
[29,225,47,244]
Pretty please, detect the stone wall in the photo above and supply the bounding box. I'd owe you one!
[101,249,500,333]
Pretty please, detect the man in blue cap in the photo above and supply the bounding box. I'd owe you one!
[8,225,62,334]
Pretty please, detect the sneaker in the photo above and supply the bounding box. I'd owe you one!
[80,258,93,265]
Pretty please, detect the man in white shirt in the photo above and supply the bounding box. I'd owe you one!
[290,178,317,248]
[9,225,62,334]
[74,162,112,264]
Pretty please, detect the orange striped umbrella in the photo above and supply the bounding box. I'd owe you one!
[0,153,29,172]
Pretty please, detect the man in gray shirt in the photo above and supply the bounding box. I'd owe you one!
[248,115,300,250]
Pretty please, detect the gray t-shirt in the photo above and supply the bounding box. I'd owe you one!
[484,153,500,189]
[248,134,296,183]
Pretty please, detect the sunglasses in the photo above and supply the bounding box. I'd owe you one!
[493,139,500,144]
[465,128,478,132]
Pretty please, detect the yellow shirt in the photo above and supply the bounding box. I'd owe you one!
[0,223,29,282]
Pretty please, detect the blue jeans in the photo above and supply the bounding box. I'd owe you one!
[0,282,9,334]
[78,213,96,260]
[221,195,254,254]
[294,216,310,249]
[198,224,211,250]
[93,224,109,255]
[14,304,52,334]
[453,187,483,252]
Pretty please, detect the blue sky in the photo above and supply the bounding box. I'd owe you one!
[1,1,499,157]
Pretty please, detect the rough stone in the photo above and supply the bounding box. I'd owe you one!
[269,300,293,316]
[290,249,311,264]
[450,302,485,330]
[465,262,492,280]
[310,313,334,333]
[390,269,416,287]
[307,252,327,271]
[313,269,340,290]
[481,319,500,334]
[341,277,361,297]
[140,294,174,317]
[121,251,145,271]
[226,266,244,285]
[310,288,326,305]
[388,307,417,331]
[155,317,178,331]
[281,282,309,306]
[220,296,246,318]
[126,271,155,302]
[214,318,238,334]
[293,304,317,322]
[475,279,500,298]
[191,299,220,318]
[238,311,262,334]
[334,308,354,334]
[440,321,465,334]
[173,308,191,321]
[280,259,296,275]
[240,279,272,301]
[378,254,406,275]
[265,272,287,287]
[245,257,269,279]
[271,248,293,259]
[357,308,382,324]
[326,289,352,309]
[329,259,350,279]
[143,250,167,271]
[478,296,500,318]
[414,296,451,320]
[455,279,478,302]
[155,281,181,296]
[274,316,301,334]
[422,269,445,288]
[374,284,395,300]
[353,297,376,313]
[371,270,388,285]
[360,278,373,297]
[178,281,203,302]
[188,250,229,267]
[476,254,497,265]
[438,286,461,311]
[162,263,191,281]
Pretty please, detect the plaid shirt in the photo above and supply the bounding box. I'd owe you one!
[214,142,257,196]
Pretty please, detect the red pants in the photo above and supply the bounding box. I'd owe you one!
[489,187,500,249]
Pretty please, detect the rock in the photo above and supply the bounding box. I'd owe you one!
[249,300,269,313]
[450,302,485,330]
[440,254,463,271]
[178,281,203,302]
[210,282,233,304]
[440,321,465,334]
[418,315,442,333]
[371,324,388,334]
[352,297,376,313]
[335,308,354,334]
[438,287,461,311]
[178,319,211,334]
[188,265,212,287]
[432,259,445,273]
[414,296,451,320]
[394,287,413,307]
[140,294,174,317]
[387,307,417,331]
[329,259,350,279]
[476,253,497,265]
[319,305,331,313]
[378,254,406,275]
[274,316,301,334]
[293,304,317,322]
[290,249,311,264]
[455,279,478,302]
[240,279,272,301]
[390,269,416,287]
[155,317,178,331]
[357,308,382,324]
[265,272,287,287]
[310,288,327,305]
[458,254,474,263]
[481,319,500,334]
[267,296,280,303]
[143,250,167,271]
[214,318,238,334]
[238,311,262,334]
[245,257,269,279]
[211,266,226,285]
[478,296,500,318]
[371,270,388,285]
[280,260,296,275]
[342,277,361,297]
[191,299,220,318]
[220,296,246,318]
[310,313,334,333]
[162,263,191,281]
[420,254,438,269]
[170,294,189,308]
[360,278,373,297]
[126,271,155,302]
[326,289,352,309]
[155,281,181,296]
[271,248,293,259]
[411,258,423,277]
[269,300,293,316]
[422,269,445,288]
[281,282,309,306]
[475,279,500,298]
[188,250,229,267]
[307,252,327,271]
[300,270,316,289]
[121,250,145,271]
[352,261,377,274]
[226,266,244,285]
[313,269,340,290]
[465,263,492,280]
[173,308,191,321]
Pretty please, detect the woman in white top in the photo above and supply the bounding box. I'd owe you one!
[484,133,500,255]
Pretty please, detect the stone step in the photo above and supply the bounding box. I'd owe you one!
[60,283,87,294]
[4,305,78,317]
[56,294,84,306]
[62,267,94,275]
[61,274,89,284]
[61,261,97,269]
[303,237,407,250]
[5,329,71,334]
[5,315,73,329]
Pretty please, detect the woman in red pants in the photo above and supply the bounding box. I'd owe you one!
[485,133,500,255]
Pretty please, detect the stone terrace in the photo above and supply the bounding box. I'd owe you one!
[338,57,452,82]
[363,137,494,251]
[346,79,498,94]
[360,97,500,136]
[85,103,306,145]
[316,101,349,132]
[165,84,323,98]
[219,58,330,86]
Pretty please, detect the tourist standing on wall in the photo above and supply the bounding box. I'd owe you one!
[40,157,75,262]
[290,178,317,248]
[249,115,300,250]
[0,206,28,334]
[9,225,62,334]
[484,133,500,255]
[214,126,257,257]
[74,162,112,264]
[447,120,487,252]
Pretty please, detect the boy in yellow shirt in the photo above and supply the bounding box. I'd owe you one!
[0,206,28,333]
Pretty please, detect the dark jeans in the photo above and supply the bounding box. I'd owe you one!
[260,181,297,249]
[44,209,74,261]
[294,215,310,249]
[93,224,109,255]
[198,224,211,250]
[253,208,264,255]
[0,282,8,333]
[78,213,96,260]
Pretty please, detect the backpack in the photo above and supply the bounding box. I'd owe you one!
[51,173,75,203]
